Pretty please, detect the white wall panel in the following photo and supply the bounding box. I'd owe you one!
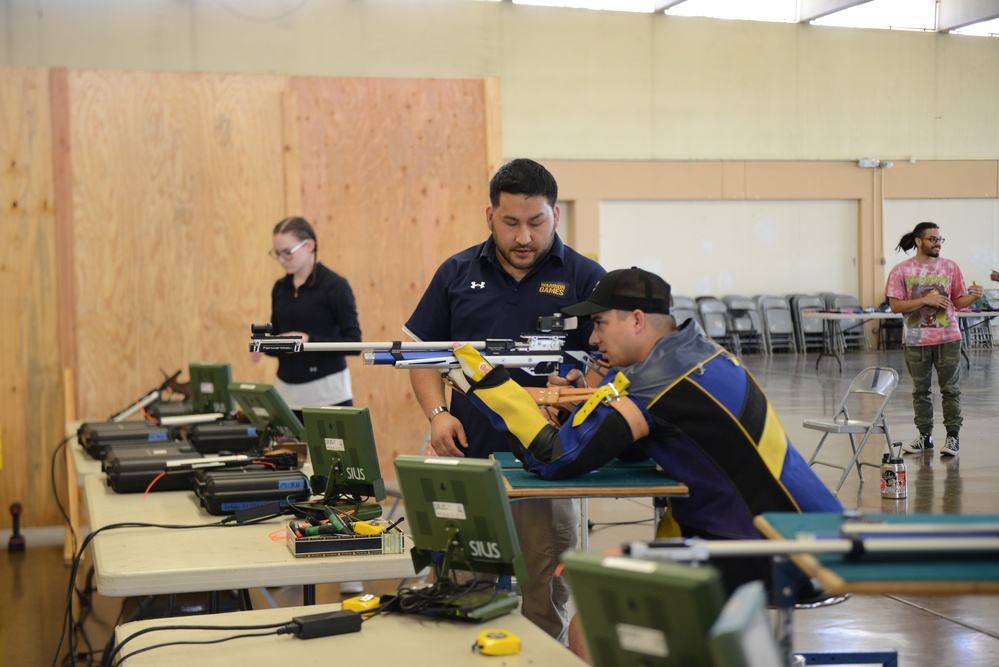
[599,200,859,298]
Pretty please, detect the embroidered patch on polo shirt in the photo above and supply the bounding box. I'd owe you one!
[538,281,568,297]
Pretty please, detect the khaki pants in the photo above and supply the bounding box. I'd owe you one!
[511,497,579,645]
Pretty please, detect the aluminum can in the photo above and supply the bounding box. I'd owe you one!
[880,453,907,499]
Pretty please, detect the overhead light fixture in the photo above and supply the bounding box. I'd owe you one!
[857,158,893,169]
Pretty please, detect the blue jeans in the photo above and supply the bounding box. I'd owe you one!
[902,341,963,434]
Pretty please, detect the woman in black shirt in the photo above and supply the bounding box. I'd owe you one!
[258,216,362,420]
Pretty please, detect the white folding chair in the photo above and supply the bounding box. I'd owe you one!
[804,366,898,495]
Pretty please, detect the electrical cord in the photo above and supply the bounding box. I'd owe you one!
[50,435,77,553]
[54,513,286,667]
[107,608,366,665]
[374,561,503,620]
[51,433,108,665]
[103,620,291,666]
[114,629,289,666]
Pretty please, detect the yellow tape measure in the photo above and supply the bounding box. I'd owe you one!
[474,629,521,656]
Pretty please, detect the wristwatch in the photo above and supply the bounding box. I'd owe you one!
[428,405,449,423]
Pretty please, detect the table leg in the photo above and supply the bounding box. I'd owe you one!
[814,321,842,373]
[774,557,800,667]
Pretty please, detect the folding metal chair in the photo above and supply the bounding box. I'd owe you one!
[804,366,898,495]
[722,295,766,355]
[827,294,869,352]
[790,295,827,353]
[671,294,702,329]
[697,296,741,355]
[756,295,797,354]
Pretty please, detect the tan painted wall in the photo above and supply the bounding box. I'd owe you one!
[550,159,999,306]
[2,0,999,161]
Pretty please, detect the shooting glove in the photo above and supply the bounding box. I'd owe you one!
[446,344,496,393]
[454,344,550,448]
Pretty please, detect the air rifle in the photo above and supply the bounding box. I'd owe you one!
[248,313,606,386]
[108,369,187,422]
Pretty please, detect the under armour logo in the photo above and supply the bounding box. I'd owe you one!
[470,281,486,289]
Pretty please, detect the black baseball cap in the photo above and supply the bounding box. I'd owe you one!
[562,267,671,317]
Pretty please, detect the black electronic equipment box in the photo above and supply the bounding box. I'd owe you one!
[147,401,194,420]
[103,444,203,494]
[188,422,261,454]
[192,468,311,515]
[78,421,174,461]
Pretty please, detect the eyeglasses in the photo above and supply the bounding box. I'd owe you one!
[268,238,310,260]
[921,236,945,244]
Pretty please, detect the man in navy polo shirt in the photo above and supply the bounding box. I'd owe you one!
[405,158,605,643]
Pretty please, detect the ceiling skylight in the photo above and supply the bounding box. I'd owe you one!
[468,0,997,37]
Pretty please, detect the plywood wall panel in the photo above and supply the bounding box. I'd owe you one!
[0,67,64,526]
[291,75,489,470]
[66,70,290,421]
[4,66,495,525]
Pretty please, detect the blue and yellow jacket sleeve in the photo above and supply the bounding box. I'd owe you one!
[457,345,652,480]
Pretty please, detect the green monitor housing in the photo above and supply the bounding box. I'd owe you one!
[708,580,782,667]
[394,455,527,583]
[302,406,386,502]
[228,382,305,442]
[560,550,728,667]
[189,363,234,415]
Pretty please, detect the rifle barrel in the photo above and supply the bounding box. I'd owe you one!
[299,341,489,352]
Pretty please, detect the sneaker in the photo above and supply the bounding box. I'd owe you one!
[902,433,933,454]
[941,435,960,457]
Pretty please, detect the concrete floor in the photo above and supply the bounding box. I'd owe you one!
[4,348,998,665]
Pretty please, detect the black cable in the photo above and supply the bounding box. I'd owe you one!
[50,433,106,665]
[113,628,290,666]
[95,599,130,667]
[104,620,290,666]
[381,559,503,619]
[55,517,285,667]
[50,435,77,553]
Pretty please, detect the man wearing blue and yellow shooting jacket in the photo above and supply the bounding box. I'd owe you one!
[454,267,843,596]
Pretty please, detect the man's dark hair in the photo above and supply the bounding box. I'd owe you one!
[489,158,558,208]
[896,221,939,253]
